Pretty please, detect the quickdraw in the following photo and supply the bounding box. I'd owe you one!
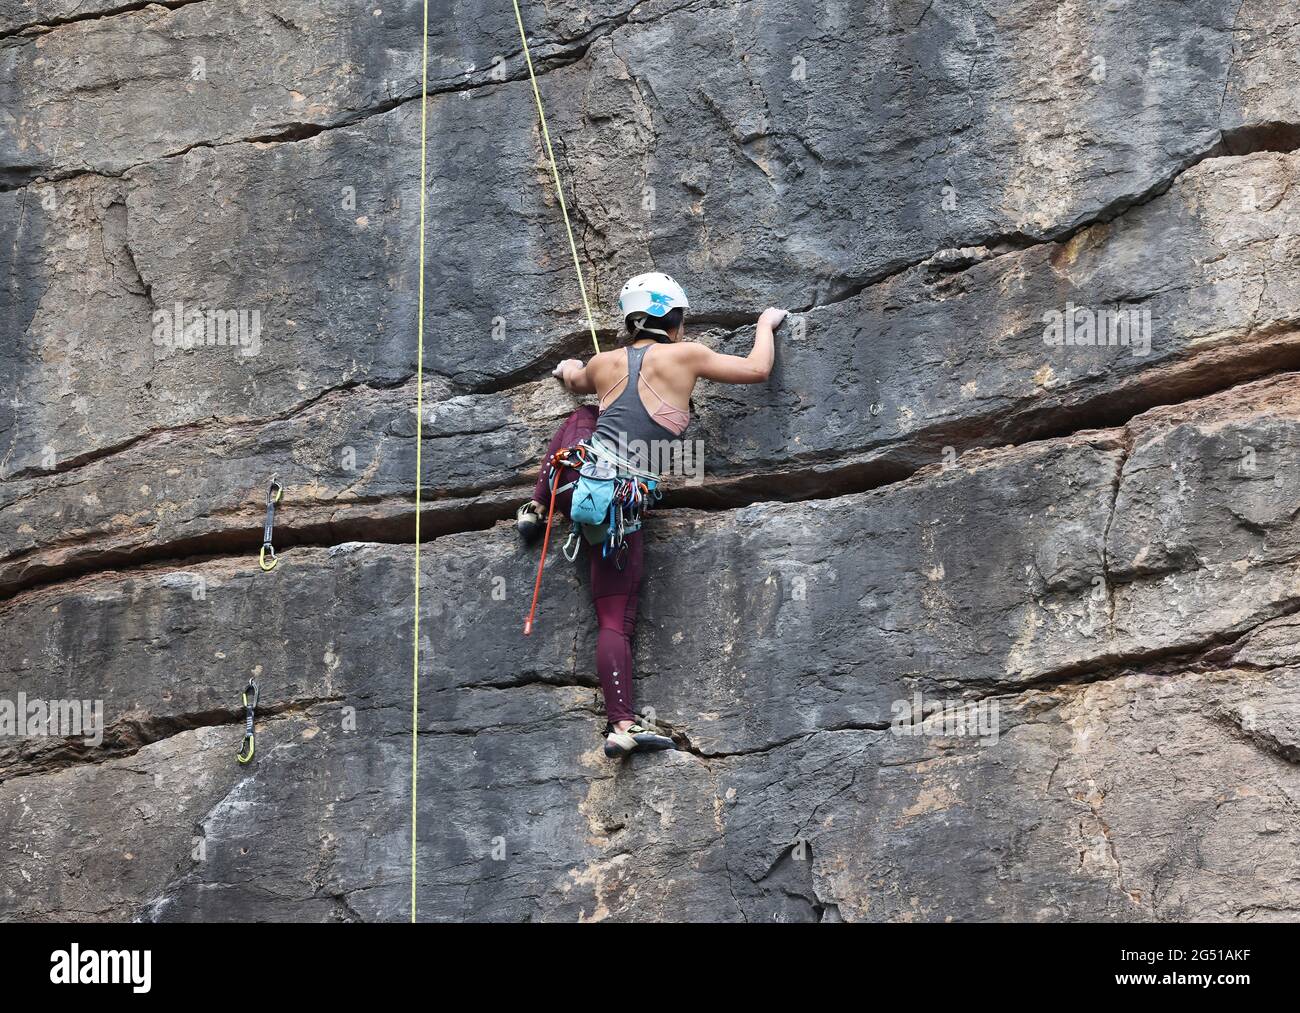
[600,474,659,559]
[523,441,662,636]
[237,678,258,764]
[259,478,283,571]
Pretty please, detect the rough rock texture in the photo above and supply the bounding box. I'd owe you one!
[1,1,1299,922]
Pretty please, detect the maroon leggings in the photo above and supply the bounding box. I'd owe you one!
[533,406,642,724]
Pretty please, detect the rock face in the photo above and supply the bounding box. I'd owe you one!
[1,1,1298,922]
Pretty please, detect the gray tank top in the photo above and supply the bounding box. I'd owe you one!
[593,344,685,474]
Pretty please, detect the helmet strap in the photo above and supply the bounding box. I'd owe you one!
[631,316,676,343]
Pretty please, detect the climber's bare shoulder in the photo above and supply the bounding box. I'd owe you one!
[677,340,770,385]
[567,346,624,398]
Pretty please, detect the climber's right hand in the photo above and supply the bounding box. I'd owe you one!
[553,358,597,395]
[758,307,788,330]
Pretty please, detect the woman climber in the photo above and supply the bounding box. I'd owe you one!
[517,271,786,759]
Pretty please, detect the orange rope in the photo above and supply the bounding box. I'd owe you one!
[523,463,562,636]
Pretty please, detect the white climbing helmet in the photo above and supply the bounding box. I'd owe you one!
[618,272,689,321]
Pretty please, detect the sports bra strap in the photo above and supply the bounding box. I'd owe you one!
[596,346,642,407]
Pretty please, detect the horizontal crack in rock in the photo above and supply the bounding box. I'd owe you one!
[0,0,703,190]
[0,695,344,783]
[0,0,211,41]
[794,122,1300,317]
[7,361,1300,603]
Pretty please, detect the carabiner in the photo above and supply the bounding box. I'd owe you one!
[237,678,258,764]
[259,477,282,571]
[562,527,581,562]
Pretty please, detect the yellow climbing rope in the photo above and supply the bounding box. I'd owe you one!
[510,0,602,355]
[412,0,601,924]
[412,0,430,925]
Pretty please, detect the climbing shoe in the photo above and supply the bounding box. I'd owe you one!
[516,499,545,542]
[603,722,675,759]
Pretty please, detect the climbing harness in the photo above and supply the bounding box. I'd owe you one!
[568,438,662,562]
[523,440,662,635]
[259,478,283,571]
[237,678,258,764]
[510,0,601,356]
